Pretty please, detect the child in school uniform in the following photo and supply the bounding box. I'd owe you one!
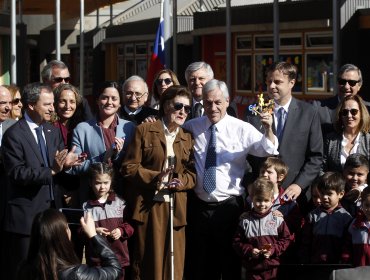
[341,153,369,217]
[233,177,291,280]
[342,186,370,266]
[83,162,134,280]
[299,172,353,264]
[258,157,302,235]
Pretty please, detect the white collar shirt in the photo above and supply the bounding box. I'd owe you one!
[273,98,292,132]
[183,114,278,202]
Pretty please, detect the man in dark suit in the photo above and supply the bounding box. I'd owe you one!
[1,83,82,279]
[0,86,16,261]
[185,61,237,119]
[119,75,158,125]
[246,62,323,209]
[313,63,366,135]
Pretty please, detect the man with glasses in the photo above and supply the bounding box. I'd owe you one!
[41,60,94,120]
[314,63,367,135]
[120,75,158,125]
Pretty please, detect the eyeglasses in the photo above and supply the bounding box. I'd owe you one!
[156,78,172,86]
[173,102,191,114]
[338,78,360,87]
[341,108,359,117]
[52,77,71,83]
[124,91,147,100]
[12,98,21,105]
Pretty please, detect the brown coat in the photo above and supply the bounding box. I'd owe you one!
[122,120,195,226]
[121,120,195,280]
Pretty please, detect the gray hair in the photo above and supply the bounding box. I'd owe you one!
[185,61,214,84]
[22,82,52,107]
[202,79,229,99]
[122,75,148,93]
[338,64,363,86]
[41,60,68,82]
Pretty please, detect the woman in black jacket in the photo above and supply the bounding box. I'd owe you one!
[16,209,122,280]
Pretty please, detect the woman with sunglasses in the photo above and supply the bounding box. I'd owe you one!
[122,85,195,280]
[322,94,370,173]
[4,84,23,120]
[150,69,180,109]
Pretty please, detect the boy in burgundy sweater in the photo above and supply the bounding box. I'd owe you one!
[233,178,291,279]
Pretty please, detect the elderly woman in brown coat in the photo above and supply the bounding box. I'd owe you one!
[122,85,195,280]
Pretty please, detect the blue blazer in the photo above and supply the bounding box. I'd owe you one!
[70,115,136,174]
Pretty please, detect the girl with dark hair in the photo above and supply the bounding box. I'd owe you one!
[16,208,122,280]
[83,162,133,280]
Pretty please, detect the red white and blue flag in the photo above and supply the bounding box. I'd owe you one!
[146,0,166,91]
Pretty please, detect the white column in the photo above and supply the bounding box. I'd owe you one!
[80,0,85,95]
[11,0,17,84]
[56,0,61,60]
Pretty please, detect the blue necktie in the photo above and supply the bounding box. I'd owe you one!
[203,125,217,193]
[276,107,286,142]
[35,125,54,201]
[35,125,49,167]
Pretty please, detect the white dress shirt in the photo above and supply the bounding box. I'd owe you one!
[183,114,278,202]
[273,98,292,132]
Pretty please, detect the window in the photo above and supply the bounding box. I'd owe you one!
[280,34,302,49]
[306,53,333,93]
[235,55,252,91]
[255,54,302,92]
[236,35,252,50]
[306,33,333,48]
[255,35,274,49]
[136,59,147,80]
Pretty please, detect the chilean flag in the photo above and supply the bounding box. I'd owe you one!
[147,0,166,91]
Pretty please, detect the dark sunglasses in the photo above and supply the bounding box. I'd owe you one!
[173,102,191,114]
[12,98,21,105]
[156,78,172,85]
[341,108,359,117]
[338,78,360,87]
[53,76,71,83]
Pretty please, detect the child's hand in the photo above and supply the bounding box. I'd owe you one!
[252,248,261,259]
[272,210,283,217]
[261,249,271,259]
[96,227,110,237]
[110,228,121,240]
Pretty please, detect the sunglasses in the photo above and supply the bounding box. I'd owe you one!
[338,78,360,87]
[341,108,359,117]
[156,78,172,85]
[173,102,191,114]
[53,77,71,83]
[12,98,21,105]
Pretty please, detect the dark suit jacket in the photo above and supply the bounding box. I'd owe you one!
[322,131,370,174]
[1,118,65,235]
[0,118,17,225]
[0,119,16,163]
[246,97,323,191]
[119,106,158,125]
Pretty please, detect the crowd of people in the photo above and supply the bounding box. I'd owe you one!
[0,59,369,280]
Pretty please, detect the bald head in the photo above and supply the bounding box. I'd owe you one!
[0,86,12,122]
